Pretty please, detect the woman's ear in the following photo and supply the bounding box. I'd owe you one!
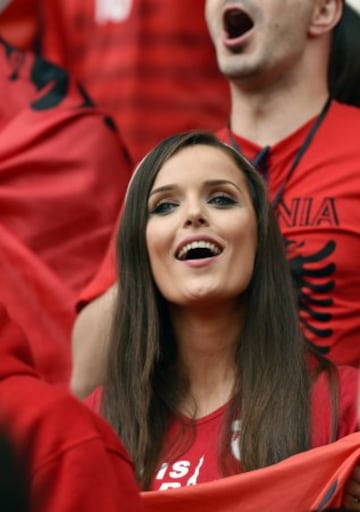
[309,0,343,36]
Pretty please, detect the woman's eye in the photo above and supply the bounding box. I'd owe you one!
[150,201,177,215]
[209,194,237,207]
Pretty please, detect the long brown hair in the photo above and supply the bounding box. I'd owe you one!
[102,131,332,489]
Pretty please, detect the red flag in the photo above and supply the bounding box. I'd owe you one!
[142,433,360,512]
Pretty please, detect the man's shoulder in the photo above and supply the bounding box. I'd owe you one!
[320,100,360,150]
[330,100,360,122]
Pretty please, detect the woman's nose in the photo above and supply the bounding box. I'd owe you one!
[183,203,209,227]
[184,215,207,227]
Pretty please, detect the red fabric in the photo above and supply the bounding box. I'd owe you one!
[149,366,359,490]
[142,433,360,512]
[0,304,144,512]
[0,38,132,382]
[217,101,360,367]
[40,0,229,163]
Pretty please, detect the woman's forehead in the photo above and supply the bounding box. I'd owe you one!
[151,144,246,188]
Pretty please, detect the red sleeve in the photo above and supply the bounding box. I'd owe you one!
[31,437,143,512]
[76,234,118,311]
[84,386,104,414]
[0,302,143,511]
[1,373,144,511]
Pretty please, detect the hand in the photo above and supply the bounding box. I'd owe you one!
[343,465,360,510]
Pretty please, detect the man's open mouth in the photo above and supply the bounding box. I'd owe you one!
[223,7,254,41]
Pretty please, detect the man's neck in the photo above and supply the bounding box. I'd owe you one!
[229,79,330,147]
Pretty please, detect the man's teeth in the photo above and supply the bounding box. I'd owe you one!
[177,240,222,260]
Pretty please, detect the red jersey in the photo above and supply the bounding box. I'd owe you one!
[0,38,132,382]
[0,304,144,512]
[40,0,229,163]
[218,101,360,367]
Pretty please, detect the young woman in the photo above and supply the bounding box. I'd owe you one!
[99,131,358,504]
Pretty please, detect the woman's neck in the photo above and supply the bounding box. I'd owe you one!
[170,303,241,418]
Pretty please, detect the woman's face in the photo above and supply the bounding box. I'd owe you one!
[146,144,258,308]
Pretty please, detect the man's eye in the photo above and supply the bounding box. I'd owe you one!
[150,201,177,214]
[209,194,236,206]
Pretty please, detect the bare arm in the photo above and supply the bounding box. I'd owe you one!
[70,284,117,399]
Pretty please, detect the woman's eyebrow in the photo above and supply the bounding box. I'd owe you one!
[149,179,243,197]
[149,184,177,197]
[204,179,242,193]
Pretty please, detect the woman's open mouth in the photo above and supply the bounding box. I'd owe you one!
[176,240,223,261]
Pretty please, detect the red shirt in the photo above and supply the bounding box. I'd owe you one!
[85,365,358,494]
[150,366,359,490]
[40,0,229,163]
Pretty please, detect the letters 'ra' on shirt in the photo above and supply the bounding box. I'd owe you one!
[150,365,358,491]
